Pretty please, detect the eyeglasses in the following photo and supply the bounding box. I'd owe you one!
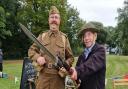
[49,15,60,19]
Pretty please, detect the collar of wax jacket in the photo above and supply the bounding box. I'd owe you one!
[84,43,95,59]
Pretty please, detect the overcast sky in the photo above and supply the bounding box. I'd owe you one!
[68,0,124,27]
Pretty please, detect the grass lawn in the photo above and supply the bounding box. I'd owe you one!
[0,60,23,89]
[106,55,128,89]
[0,55,128,89]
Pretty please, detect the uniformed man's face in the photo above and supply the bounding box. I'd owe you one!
[49,14,60,31]
[83,31,97,48]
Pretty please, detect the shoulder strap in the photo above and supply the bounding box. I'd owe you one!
[42,33,46,40]
[61,35,66,60]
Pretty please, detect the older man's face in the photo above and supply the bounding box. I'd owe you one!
[83,31,97,48]
[49,14,60,31]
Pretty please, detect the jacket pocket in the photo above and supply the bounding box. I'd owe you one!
[55,40,65,59]
[56,40,64,48]
[42,39,50,46]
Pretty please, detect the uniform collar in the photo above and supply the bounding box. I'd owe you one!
[48,30,60,37]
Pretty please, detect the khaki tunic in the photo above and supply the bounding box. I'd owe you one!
[28,30,74,89]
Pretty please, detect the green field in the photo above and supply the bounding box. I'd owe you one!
[0,60,23,89]
[0,55,128,89]
[106,55,128,89]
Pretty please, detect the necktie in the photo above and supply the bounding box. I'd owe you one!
[84,48,89,60]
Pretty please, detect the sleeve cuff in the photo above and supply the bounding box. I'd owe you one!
[75,67,80,79]
[32,53,40,61]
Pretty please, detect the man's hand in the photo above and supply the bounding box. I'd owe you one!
[70,67,77,80]
[58,67,68,78]
[37,57,46,66]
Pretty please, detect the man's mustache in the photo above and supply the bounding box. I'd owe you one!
[50,21,58,25]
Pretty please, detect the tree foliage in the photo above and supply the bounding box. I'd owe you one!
[117,0,128,55]
[66,5,85,55]
[105,26,116,47]
[0,0,27,58]
[0,6,12,40]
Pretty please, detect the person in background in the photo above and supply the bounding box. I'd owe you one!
[0,48,3,72]
[71,22,106,89]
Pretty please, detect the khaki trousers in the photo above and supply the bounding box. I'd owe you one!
[36,71,65,89]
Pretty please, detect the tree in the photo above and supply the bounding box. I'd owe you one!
[0,0,22,58]
[0,6,12,46]
[105,26,116,47]
[117,0,128,55]
[66,5,85,55]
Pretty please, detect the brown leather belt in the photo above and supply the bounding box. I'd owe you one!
[45,63,56,69]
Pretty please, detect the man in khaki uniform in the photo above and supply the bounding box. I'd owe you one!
[28,6,74,89]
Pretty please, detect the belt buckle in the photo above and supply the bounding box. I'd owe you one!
[48,63,53,69]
